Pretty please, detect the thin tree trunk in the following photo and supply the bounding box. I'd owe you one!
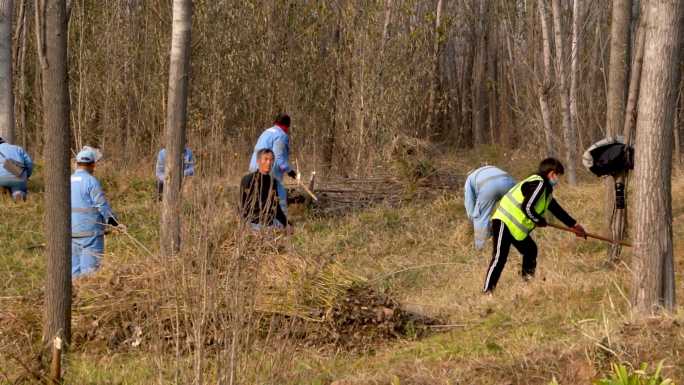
[0,0,14,143]
[551,0,578,185]
[538,0,555,157]
[570,0,582,149]
[472,0,487,146]
[42,0,72,349]
[16,0,28,149]
[160,0,192,256]
[632,0,682,314]
[426,0,443,136]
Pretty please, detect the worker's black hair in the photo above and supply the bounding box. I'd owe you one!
[538,157,565,176]
[274,113,291,127]
[256,148,274,159]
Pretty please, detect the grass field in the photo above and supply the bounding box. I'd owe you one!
[1,150,683,384]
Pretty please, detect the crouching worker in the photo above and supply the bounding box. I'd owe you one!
[240,149,290,231]
[71,147,120,278]
[483,158,586,294]
[0,136,33,202]
[464,166,516,249]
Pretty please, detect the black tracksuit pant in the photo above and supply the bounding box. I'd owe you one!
[483,219,538,292]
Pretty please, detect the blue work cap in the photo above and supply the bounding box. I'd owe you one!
[76,146,103,164]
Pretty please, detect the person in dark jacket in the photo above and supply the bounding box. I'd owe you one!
[483,158,587,294]
[240,148,289,230]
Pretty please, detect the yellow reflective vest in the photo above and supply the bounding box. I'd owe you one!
[492,174,551,241]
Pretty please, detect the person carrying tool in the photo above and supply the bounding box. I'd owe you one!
[0,136,33,202]
[464,165,516,249]
[248,113,298,223]
[71,146,121,278]
[240,148,290,230]
[155,145,195,201]
[483,158,587,294]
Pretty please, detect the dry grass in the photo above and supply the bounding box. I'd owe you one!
[2,151,684,384]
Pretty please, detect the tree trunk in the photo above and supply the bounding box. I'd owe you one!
[0,0,14,143]
[16,0,28,149]
[42,0,72,348]
[551,0,578,185]
[160,0,192,256]
[609,13,646,262]
[538,0,555,157]
[604,0,631,246]
[632,0,682,314]
[425,0,443,136]
[570,0,582,150]
[472,0,488,146]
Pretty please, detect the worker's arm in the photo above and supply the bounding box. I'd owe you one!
[273,137,292,174]
[89,178,117,226]
[20,148,33,178]
[520,179,547,224]
[463,176,476,219]
[155,150,165,181]
[547,199,576,227]
[184,148,195,177]
[239,173,252,218]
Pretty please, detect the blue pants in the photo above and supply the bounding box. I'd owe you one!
[72,235,104,278]
[275,178,288,223]
[0,176,27,200]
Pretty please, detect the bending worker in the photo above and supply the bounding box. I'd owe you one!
[249,114,298,223]
[464,165,516,249]
[155,145,195,201]
[0,136,33,202]
[483,158,586,294]
[71,147,120,278]
[240,148,289,230]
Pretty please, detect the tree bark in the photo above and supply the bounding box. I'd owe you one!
[425,0,443,136]
[0,0,14,143]
[570,0,582,149]
[472,0,488,146]
[551,0,578,185]
[160,0,192,256]
[538,0,555,157]
[632,0,682,314]
[42,0,72,347]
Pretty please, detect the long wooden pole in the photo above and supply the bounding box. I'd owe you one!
[547,222,633,247]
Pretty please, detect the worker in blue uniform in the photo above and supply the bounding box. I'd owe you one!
[0,136,33,201]
[464,165,517,249]
[71,147,120,278]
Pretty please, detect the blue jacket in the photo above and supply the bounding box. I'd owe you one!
[156,147,195,182]
[0,142,33,179]
[464,166,516,249]
[71,169,116,238]
[249,125,291,180]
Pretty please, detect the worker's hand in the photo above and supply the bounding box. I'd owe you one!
[572,224,587,239]
[536,218,548,228]
[287,170,297,179]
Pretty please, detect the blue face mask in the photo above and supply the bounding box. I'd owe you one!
[549,177,559,186]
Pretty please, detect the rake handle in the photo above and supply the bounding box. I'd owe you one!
[547,222,633,247]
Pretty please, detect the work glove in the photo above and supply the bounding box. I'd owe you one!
[535,218,548,228]
[287,170,297,179]
[107,216,120,227]
[572,224,587,239]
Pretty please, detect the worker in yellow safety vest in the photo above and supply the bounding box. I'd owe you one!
[483,158,587,294]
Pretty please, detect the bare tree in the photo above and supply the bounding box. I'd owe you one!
[160,0,192,256]
[41,0,72,350]
[0,0,14,143]
[551,0,578,185]
[570,0,582,148]
[632,0,682,314]
[425,0,443,135]
[538,0,555,157]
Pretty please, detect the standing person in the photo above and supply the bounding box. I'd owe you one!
[249,114,298,221]
[240,148,289,230]
[482,158,587,294]
[155,145,195,201]
[0,136,33,202]
[71,147,120,278]
[464,166,516,249]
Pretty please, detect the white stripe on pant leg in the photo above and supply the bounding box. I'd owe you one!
[484,224,505,291]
